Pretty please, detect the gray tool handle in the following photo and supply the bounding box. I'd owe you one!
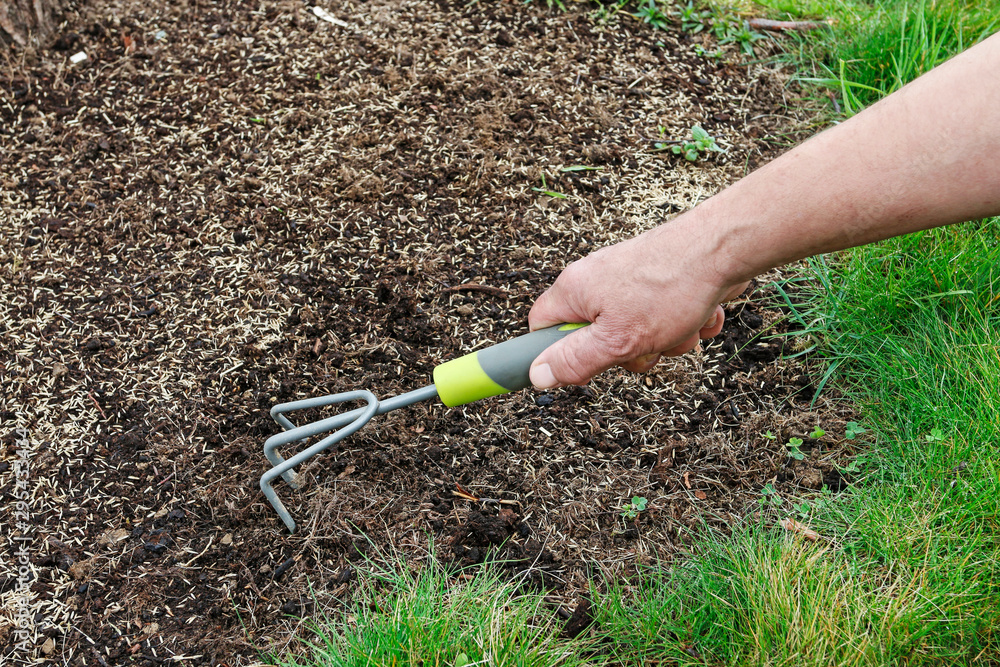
[432,323,588,407]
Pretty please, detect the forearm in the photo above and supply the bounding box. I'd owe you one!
[673,32,1000,285]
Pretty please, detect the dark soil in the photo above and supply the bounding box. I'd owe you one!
[1,0,856,664]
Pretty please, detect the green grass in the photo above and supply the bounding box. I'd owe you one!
[593,530,996,666]
[755,0,1000,112]
[588,4,1000,662]
[794,225,1000,659]
[268,554,597,667]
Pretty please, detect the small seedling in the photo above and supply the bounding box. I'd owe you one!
[925,428,946,443]
[655,125,723,162]
[763,430,777,440]
[531,172,568,199]
[809,427,826,439]
[839,459,860,474]
[675,1,711,33]
[844,421,867,440]
[793,501,811,519]
[787,437,805,460]
[693,44,725,60]
[716,18,766,56]
[712,15,734,39]
[525,0,567,10]
[634,0,670,31]
[621,496,648,520]
[757,483,782,507]
[249,117,266,124]
[590,0,629,25]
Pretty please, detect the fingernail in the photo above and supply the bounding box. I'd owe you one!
[705,312,719,328]
[530,363,558,389]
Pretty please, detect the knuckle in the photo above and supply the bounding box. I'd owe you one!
[550,348,587,385]
[559,259,588,284]
[594,324,643,361]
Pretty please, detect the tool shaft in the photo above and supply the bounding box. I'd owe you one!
[268,384,438,447]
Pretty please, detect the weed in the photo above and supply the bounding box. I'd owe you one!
[693,44,725,60]
[634,0,671,31]
[590,0,629,24]
[763,430,777,440]
[809,426,826,439]
[787,437,806,460]
[675,1,712,33]
[838,459,860,474]
[526,0,568,11]
[925,427,945,443]
[757,483,782,507]
[621,495,648,520]
[715,18,767,56]
[655,125,723,162]
[844,421,867,440]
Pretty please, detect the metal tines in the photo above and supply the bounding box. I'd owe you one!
[260,384,438,533]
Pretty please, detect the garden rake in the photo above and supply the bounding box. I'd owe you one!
[261,323,585,533]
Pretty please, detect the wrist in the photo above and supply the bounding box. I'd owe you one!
[654,200,759,295]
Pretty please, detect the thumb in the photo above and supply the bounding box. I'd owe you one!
[529,323,622,389]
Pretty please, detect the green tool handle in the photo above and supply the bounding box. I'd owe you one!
[433,323,588,407]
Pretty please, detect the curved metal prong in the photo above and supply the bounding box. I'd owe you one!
[260,384,439,533]
[265,393,377,488]
[260,390,378,533]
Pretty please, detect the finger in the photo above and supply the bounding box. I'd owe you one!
[662,332,701,357]
[723,280,751,301]
[529,324,626,388]
[698,305,726,339]
[621,352,661,373]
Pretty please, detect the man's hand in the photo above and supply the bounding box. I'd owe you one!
[527,220,749,389]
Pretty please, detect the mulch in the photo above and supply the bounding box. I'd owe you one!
[1,0,855,664]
